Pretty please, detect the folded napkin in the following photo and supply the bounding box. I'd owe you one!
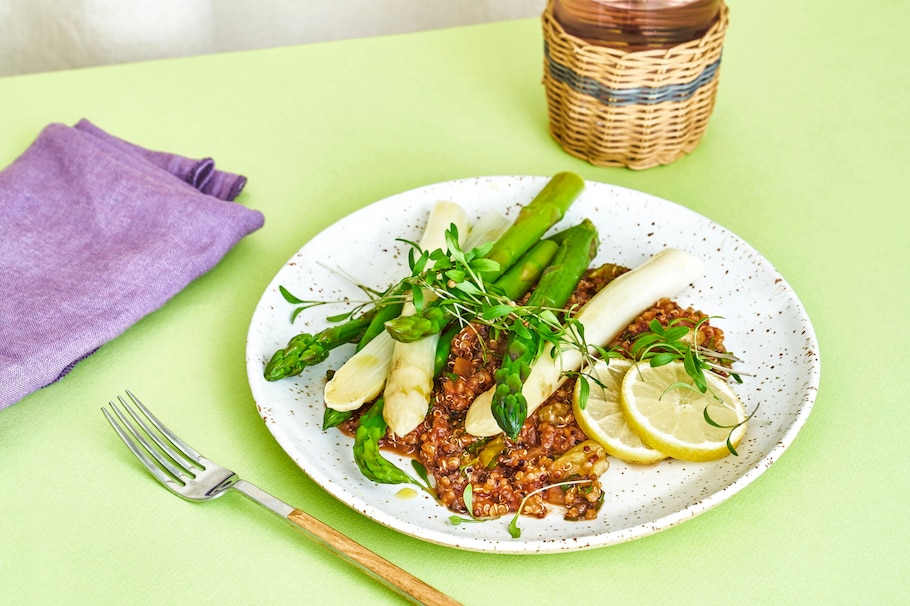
[0,119,265,410]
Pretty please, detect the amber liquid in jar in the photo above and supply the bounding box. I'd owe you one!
[553,0,721,50]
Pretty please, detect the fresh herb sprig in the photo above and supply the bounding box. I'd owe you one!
[396,226,502,326]
[448,479,596,539]
[277,222,608,389]
[631,316,743,387]
[448,484,489,526]
[278,277,403,324]
[395,226,608,385]
[629,316,754,455]
[508,479,594,538]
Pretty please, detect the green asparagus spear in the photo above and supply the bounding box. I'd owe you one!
[491,239,560,301]
[264,312,375,381]
[490,219,599,438]
[322,407,353,430]
[357,295,405,350]
[384,173,583,342]
[385,236,563,343]
[520,219,597,309]
[352,398,415,485]
[479,171,585,283]
[273,173,583,386]
[434,325,461,376]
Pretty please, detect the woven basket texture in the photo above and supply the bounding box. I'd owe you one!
[543,0,729,169]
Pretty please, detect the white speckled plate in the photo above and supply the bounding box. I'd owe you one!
[245,176,820,554]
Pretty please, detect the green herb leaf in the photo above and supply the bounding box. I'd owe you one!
[411,286,425,311]
[445,269,466,282]
[647,352,678,367]
[325,312,352,323]
[279,285,306,304]
[462,483,474,516]
[648,318,666,336]
[411,460,432,488]
[480,305,516,321]
[577,376,590,411]
[468,258,500,274]
[322,407,353,430]
[513,322,532,340]
[508,514,522,538]
[662,325,691,342]
[453,281,483,296]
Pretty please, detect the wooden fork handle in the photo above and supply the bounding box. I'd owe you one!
[286,508,462,606]
[230,480,458,604]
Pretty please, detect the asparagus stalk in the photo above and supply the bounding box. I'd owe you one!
[490,219,599,438]
[320,288,406,415]
[493,239,560,301]
[324,330,396,411]
[479,171,585,283]
[433,325,461,376]
[320,296,408,428]
[352,398,415,485]
[357,296,404,351]
[384,305,449,344]
[322,216,559,416]
[264,312,374,381]
[383,201,470,437]
[384,172,585,343]
[465,248,705,437]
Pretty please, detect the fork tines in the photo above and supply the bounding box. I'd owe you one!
[102,390,202,487]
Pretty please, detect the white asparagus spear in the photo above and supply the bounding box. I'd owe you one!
[383,201,470,437]
[464,248,705,437]
[462,210,510,252]
[324,205,505,414]
[324,330,395,411]
[324,200,469,415]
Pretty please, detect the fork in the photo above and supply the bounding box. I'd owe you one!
[102,391,461,606]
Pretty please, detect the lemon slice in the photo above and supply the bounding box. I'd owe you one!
[573,359,666,465]
[621,360,748,462]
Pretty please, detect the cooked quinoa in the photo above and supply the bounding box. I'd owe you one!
[341,264,727,521]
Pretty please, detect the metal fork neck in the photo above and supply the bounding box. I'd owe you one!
[231,479,295,518]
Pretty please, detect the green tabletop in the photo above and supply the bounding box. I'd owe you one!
[2,1,907,604]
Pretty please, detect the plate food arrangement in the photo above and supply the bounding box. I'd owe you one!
[246,173,820,553]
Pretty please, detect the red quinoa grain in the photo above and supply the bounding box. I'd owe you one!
[342,264,727,522]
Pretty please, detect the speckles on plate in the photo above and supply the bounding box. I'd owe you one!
[244,176,820,554]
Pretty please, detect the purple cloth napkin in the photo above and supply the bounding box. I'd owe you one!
[0,119,264,410]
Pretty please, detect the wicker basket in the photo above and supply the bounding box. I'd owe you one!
[543,0,729,169]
